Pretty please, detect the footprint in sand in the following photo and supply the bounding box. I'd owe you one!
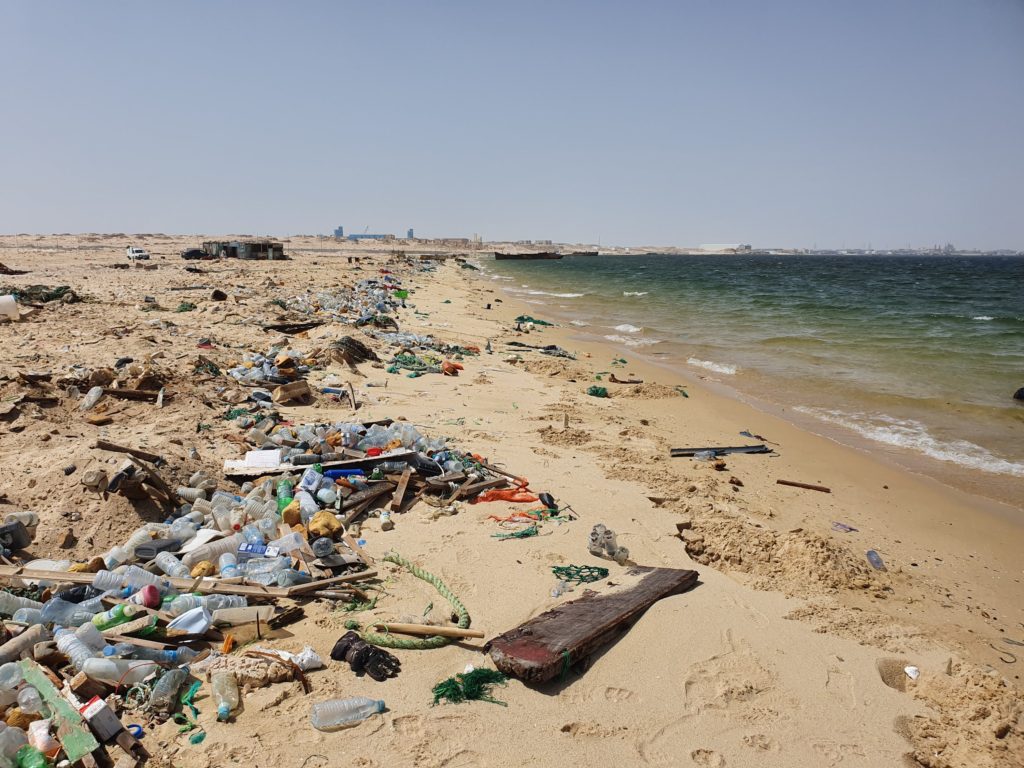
[690,749,725,767]
[392,713,425,738]
[824,666,857,710]
[604,686,638,702]
[810,740,867,765]
[742,733,779,752]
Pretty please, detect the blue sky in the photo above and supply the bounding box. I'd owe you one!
[1,1,1022,248]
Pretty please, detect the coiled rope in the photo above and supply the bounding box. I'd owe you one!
[347,551,471,650]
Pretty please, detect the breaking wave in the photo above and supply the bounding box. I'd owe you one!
[687,357,738,375]
[794,408,1024,477]
[623,291,649,297]
[604,334,662,347]
[613,323,642,333]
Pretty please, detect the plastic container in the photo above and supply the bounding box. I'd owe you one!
[0,592,43,617]
[211,671,240,721]
[126,584,161,609]
[309,696,385,731]
[240,524,264,546]
[311,538,334,559]
[27,720,59,758]
[0,295,18,321]
[276,569,311,587]
[105,643,198,665]
[3,512,39,528]
[0,728,27,761]
[154,552,191,579]
[81,657,159,687]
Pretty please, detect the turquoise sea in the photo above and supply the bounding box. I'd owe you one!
[483,254,1024,507]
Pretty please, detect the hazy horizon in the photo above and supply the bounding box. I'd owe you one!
[1,1,1022,249]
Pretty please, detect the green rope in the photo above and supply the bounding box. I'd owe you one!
[359,552,471,650]
[552,564,608,584]
[492,524,538,540]
[432,668,508,706]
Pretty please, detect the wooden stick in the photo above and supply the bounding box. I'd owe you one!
[390,467,412,511]
[92,440,163,465]
[369,622,485,639]
[101,388,163,402]
[776,479,831,493]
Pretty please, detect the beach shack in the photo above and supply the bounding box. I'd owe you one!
[201,239,287,260]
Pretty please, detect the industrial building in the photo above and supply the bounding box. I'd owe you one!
[201,239,287,260]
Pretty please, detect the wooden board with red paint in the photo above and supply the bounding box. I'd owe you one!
[487,565,699,683]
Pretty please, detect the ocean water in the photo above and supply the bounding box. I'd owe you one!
[485,254,1024,503]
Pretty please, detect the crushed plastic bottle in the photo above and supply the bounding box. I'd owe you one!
[309,696,385,731]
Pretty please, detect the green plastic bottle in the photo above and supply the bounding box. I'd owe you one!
[16,745,49,768]
[276,479,295,514]
[91,603,140,631]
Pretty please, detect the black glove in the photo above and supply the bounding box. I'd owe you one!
[331,631,401,681]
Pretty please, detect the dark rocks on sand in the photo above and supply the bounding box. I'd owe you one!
[1014,387,1024,402]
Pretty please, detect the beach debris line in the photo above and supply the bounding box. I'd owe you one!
[587,524,629,564]
[488,566,700,683]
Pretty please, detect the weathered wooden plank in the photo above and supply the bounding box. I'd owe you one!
[390,467,412,511]
[487,566,699,683]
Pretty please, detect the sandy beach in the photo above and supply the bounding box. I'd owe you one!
[0,234,1021,768]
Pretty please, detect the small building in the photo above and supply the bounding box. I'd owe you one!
[407,228,415,239]
[333,226,345,238]
[201,239,287,260]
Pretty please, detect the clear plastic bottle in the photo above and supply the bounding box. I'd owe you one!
[104,643,198,665]
[81,657,159,686]
[276,569,311,587]
[240,524,264,545]
[15,744,47,768]
[91,570,124,592]
[16,688,43,715]
[55,628,97,672]
[0,663,22,690]
[79,386,104,411]
[168,593,246,617]
[41,598,96,627]
[147,667,189,713]
[311,538,335,559]
[0,593,43,617]
[309,697,385,731]
[74,622,107,652]
[154,552,191,579]
[256,515,279,540]
[121,566,169,593]
[168,517,198,542]
[211,671,240,721]
[102,546,130,570]
[218,553,239,578]
[10,608,41,625]
[0,727,28,762]
[181,533,243,568]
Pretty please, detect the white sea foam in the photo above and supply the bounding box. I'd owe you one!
[794,408,1024,477]
[623,291,649,297]
[490,275,514,281]
[570,320,590,327]
[687,357,738,375]
[525,290,584,298]
[613,323,642,333]
[972,315,994,321]
[604,334,661,347]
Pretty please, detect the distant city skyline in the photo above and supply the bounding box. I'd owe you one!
[1,1,1022,249]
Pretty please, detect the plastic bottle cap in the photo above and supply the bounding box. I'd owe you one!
[374,700,385,713]
[217,704,230,720]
